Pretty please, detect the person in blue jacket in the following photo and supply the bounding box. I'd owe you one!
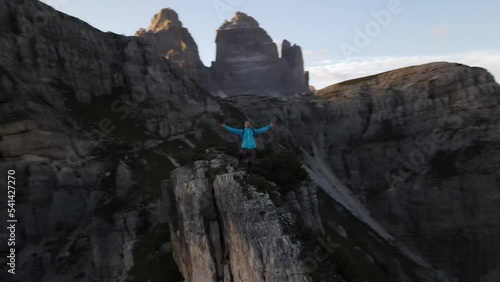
[220,120,274,169]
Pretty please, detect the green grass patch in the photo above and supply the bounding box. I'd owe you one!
[245,174,271,194]
[370,120,406,143]
[199,123,226,149]
[429,150,459,178]
[185,133,198,145]
[220,102,247,124]
[242,174,285,207]
[206,166,222,184]
[128,223,183,282]
[462,141,490,158]
[96,167,117,193]
[235,174,284,207]
[189,122,231,159]
[126,136,211,198]
[212,113,225,123]
[315,189,419,282]
[66,94,148,142]
[128,149,176,198]
[157,138,197,166]
[252,151,308,193]
[256,143,274,158]
[301,229,361,282]
[94,198,126,224]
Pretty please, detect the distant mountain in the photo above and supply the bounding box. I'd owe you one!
[210,12,309,97]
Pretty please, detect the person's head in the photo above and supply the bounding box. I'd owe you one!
[244,121,251,128]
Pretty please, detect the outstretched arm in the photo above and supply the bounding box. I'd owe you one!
[221,123,243,134]
[254,122,274,134]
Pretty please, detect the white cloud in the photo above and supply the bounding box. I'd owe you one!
[308,50,500,89]
[313,59,333,65]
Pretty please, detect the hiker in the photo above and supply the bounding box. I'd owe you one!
[220,121,274,169]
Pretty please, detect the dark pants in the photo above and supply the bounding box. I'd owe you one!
[238,148,256,168]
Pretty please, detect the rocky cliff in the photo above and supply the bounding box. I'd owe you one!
[163,152,320,282]
[211,12,309,97]
[136,8,226,97]
[0,1,217,281]
[228,62,500,282]
[315,64,500,282]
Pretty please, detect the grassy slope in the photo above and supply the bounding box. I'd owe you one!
[128,223,183,282]
[316,188,420,282]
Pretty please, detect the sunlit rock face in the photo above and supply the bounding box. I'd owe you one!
[136,8,226,97]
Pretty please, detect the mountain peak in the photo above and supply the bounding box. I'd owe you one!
[147,8,183,32]
[219,11,259,29]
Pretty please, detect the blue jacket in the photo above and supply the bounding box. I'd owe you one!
[224,125,270,149]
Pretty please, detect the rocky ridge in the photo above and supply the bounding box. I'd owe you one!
[228,62,500,282]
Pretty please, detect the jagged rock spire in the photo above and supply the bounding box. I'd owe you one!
[211,11,309,97]
[219,11,260,29]
[146,8,183,33]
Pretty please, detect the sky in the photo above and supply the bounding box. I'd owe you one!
[40,0,500,89]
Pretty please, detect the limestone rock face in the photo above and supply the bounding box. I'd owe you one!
[211,12,309,97]
[136,10,309,98]
[162,155,316,282]
[0,1,218,281]
[136,8,226,97]
[229,62,500,282]
[283,183,324,234]
[282,40,310,94]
